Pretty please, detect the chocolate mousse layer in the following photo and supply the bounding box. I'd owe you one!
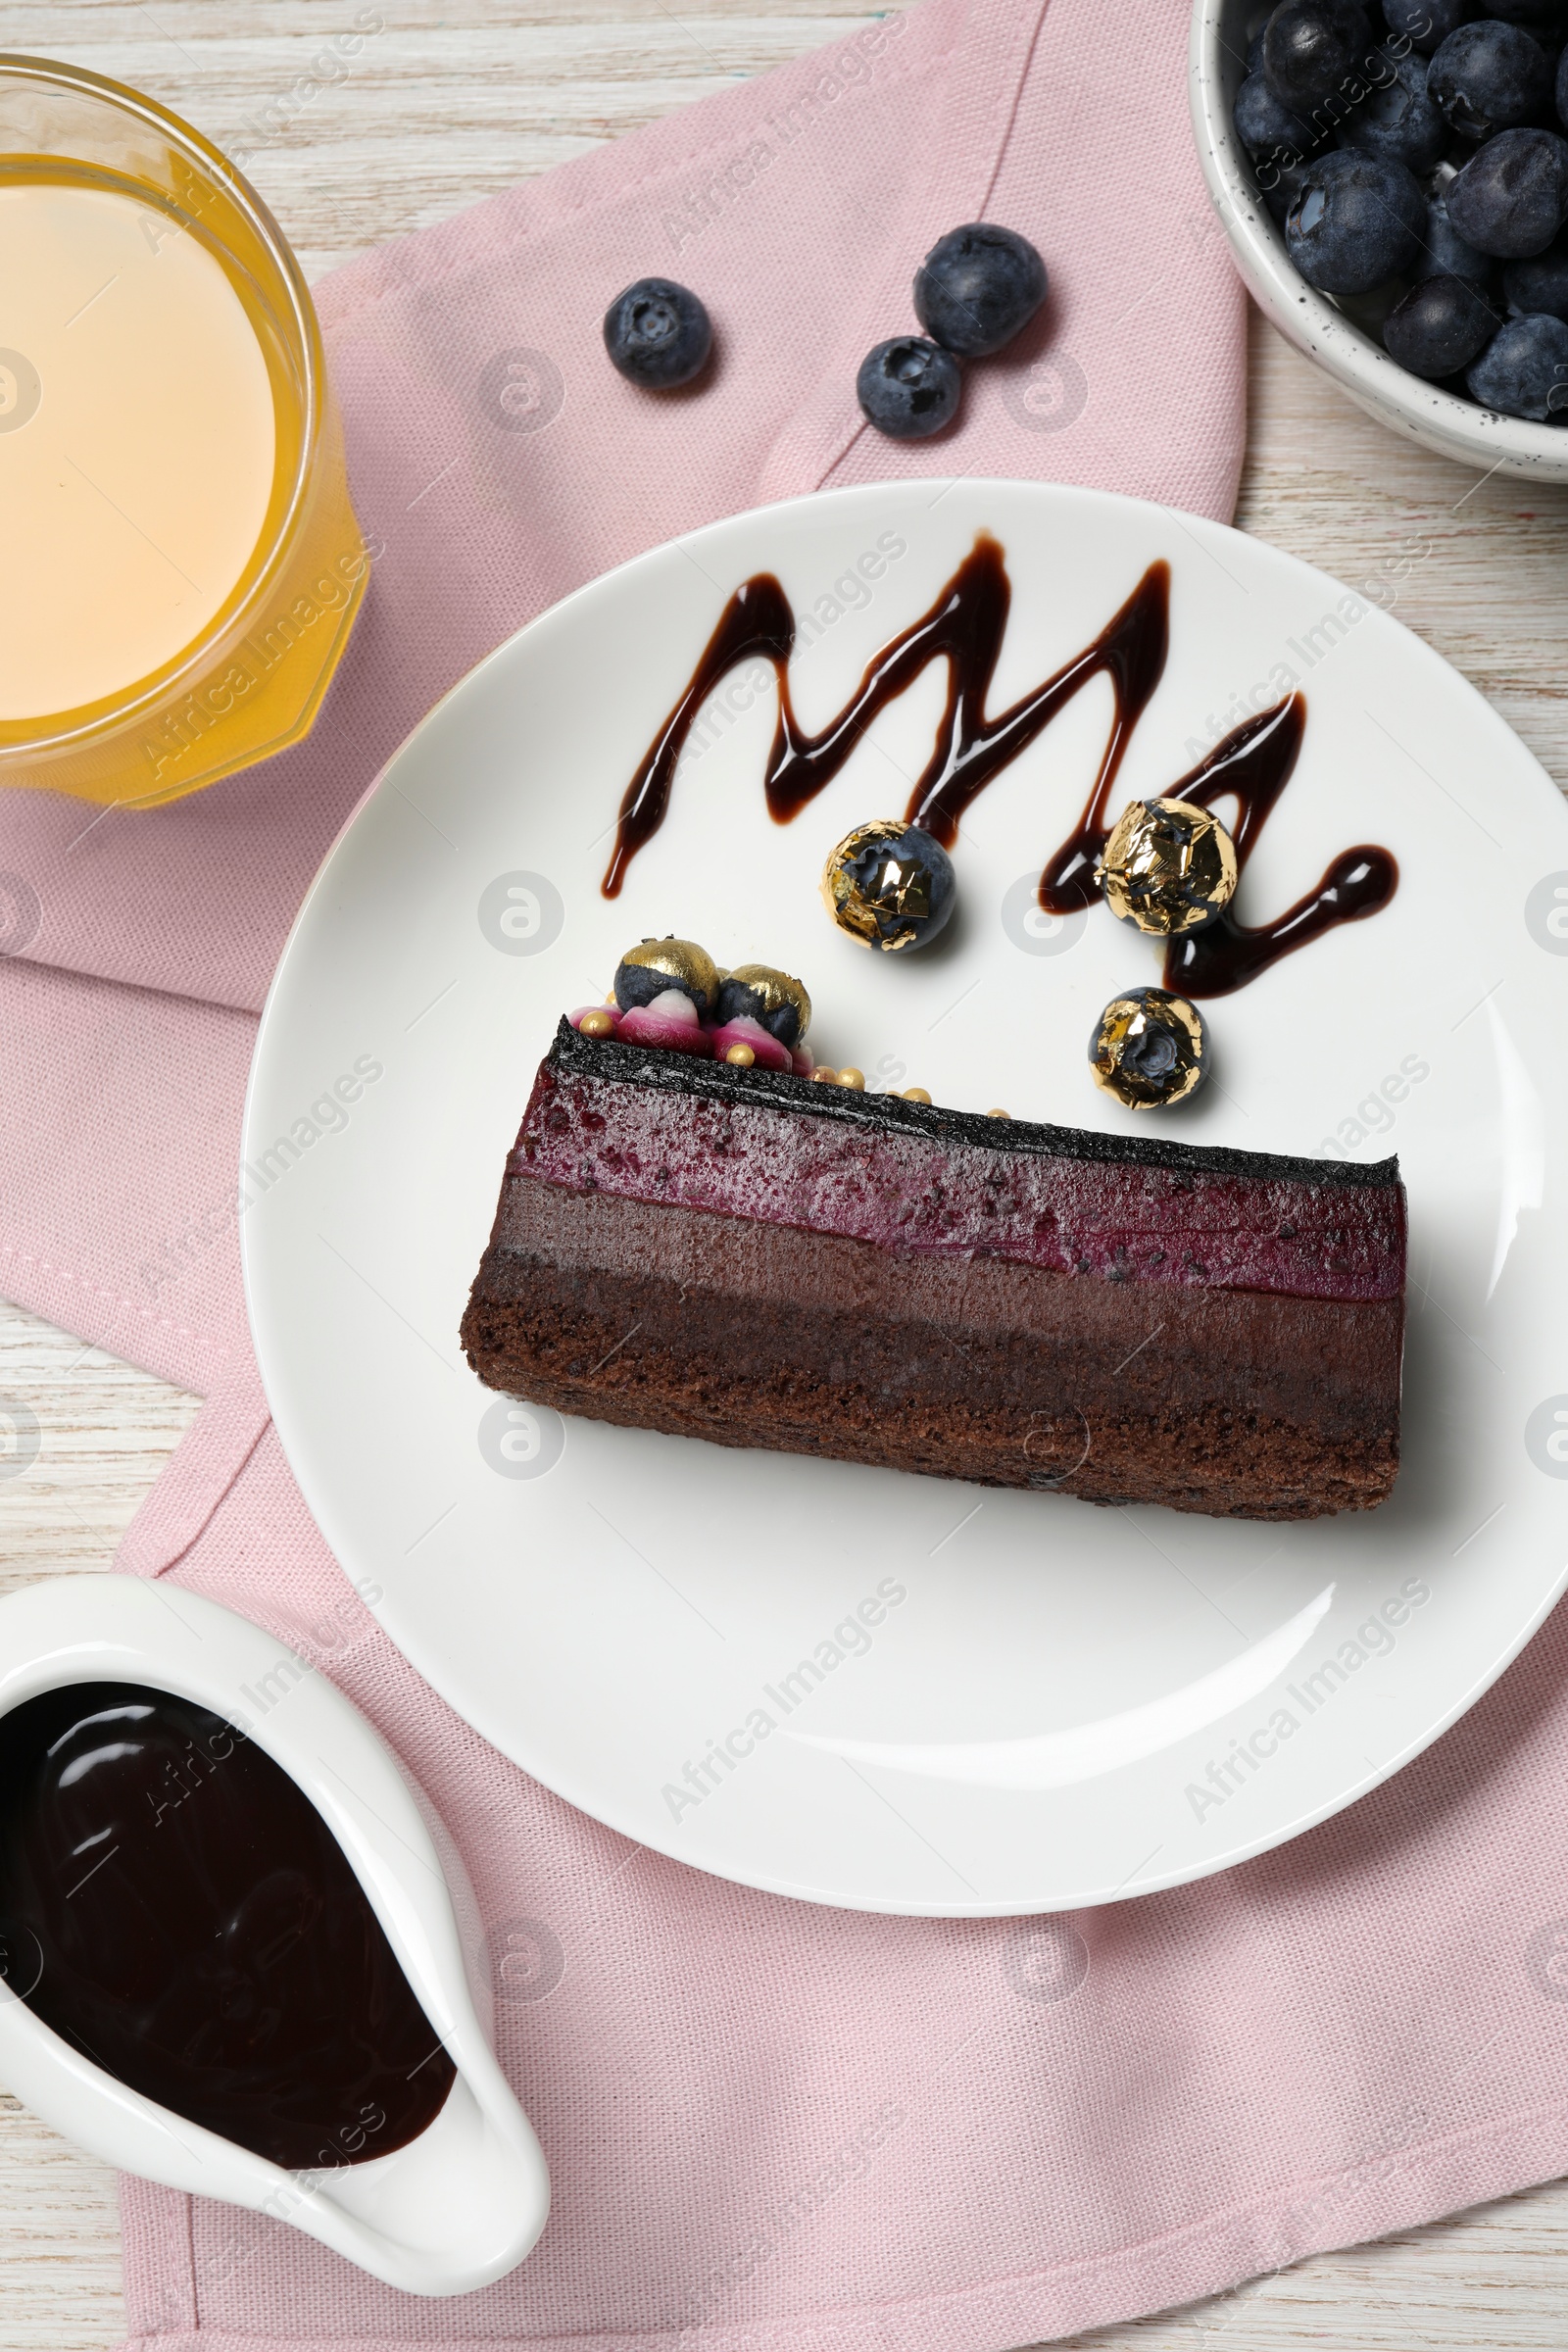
[461,1021,1405,1519]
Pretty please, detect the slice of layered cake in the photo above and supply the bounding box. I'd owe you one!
[461,1010,1406,1522]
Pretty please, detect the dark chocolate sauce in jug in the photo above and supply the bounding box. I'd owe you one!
[605,533,1397,995]
[0,1684,456,2173]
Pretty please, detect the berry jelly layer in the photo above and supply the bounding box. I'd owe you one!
[512,1021,1404,1304]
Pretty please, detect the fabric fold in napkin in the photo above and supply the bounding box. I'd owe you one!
[6,5,1568,2352]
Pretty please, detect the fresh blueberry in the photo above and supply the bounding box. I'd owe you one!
[1557,39,1568,126]
[1261,155,1317,225]
[1379,0,1474,56]
[1447,125,1568,254]
[1247,24,1269,75]
[602,278,712,389]
[856,336,962,438]
[1264,0,1373,110]
[1502,231,1568,313]
[1466,307,1568,412]
[1235,72,1319,164]
[1410,188,1496,284]
[912,224,1048,357]
[1382,271,1501,371]
[1484,0,1565,70]
[1286,148,1426,288]
[1427,22,1552,140]
[1340,49,1448,170]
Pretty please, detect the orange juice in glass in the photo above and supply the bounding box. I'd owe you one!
[0,54,368,808]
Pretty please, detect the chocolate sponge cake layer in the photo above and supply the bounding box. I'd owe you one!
[461,1022,1405,1519]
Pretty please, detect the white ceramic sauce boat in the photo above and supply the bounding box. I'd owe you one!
[0,1575,550,2295]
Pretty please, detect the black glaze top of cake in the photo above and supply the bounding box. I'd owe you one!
[543,1017,1400,1191]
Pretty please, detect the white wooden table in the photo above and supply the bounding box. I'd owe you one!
[2,3,1567,2344]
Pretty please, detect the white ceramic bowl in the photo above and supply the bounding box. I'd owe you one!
[0,1577,550,2296]
[1190,0,1568,479]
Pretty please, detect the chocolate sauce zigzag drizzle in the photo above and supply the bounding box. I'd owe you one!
[1115,695,1397,1000]
[605,533,1167,900]
[0,1684,457,2173]
[605,533,1396,994]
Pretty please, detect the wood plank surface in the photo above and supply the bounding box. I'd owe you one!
[1,3,1565,2344]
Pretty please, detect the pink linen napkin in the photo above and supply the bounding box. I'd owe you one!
[6,5,1568,2350]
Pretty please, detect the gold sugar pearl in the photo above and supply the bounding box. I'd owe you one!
[809,1066,839,1084]
[901,1086,932,1103]
[988,1106,1011,1119]
[837,1067,866,1091]
[724,1043,756,1067]
[578,1009,615,1039]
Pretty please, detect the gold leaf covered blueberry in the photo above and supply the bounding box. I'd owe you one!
[821,821,956,953]
[1090,988,1207,1109]
[1098,798,1237,937]
[714,963,811,1047]
[612,935,721,1016]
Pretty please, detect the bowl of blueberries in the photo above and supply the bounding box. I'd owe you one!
[1192,0,1568,476]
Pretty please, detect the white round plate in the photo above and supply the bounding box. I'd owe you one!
[244,479,1568,1918]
